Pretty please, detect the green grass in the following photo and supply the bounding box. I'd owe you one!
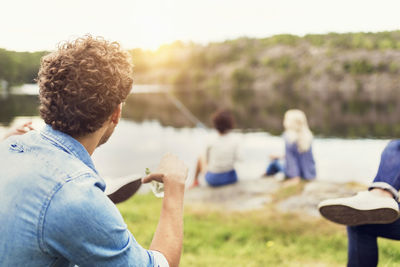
[117,193,400,267]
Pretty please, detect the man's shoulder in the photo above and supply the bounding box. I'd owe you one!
[10,130,96,179]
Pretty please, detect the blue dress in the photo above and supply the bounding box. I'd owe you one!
[266,141,316,180]
[284,141,316,180]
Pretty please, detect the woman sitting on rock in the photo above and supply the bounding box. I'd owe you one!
[265,109,316,186]
[190,109,239,188]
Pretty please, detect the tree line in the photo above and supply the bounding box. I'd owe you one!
[0,49,47,89]
[3,31,400,137]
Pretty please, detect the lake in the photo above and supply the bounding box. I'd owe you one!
[0,84,391,186]
[0,115,389,186]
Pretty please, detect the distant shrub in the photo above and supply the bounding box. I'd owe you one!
[231,68,254,104]
[304,34,325,46]
[231,68,254,90]
[260,34,300,47]
[378,39,395,50]
[265,55,298,72]
[343,59,374,74]
[389,62,399,73]
[247,55,260,67]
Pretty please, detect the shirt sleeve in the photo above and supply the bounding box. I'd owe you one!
[150,250,169,267]
[41,174,162,267]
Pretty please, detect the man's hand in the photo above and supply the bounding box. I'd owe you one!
[142,153,188,187]
[3,121,34,140]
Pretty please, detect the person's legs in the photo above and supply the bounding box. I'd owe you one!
[265,159,283,176]
[347,225,379,267]
[347,218,400,267]
[319,140,400,225]
[190,155,207,188]
[369,140,400,199]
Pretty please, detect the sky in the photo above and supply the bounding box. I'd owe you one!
[1,0,400,52]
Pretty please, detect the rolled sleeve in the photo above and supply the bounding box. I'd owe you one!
[149,250,169,267]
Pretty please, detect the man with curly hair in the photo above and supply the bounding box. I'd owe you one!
[0,36,187,267]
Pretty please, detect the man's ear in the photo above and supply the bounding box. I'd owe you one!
[110,103,123,125]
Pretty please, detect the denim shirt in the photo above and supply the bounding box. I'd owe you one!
[0,125,164,267]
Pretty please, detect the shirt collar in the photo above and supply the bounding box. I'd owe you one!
[40,124,98,175]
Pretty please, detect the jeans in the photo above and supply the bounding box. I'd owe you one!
[347,140,400,267]
[266,159,283,176]
[205,169,238,187]
[347,219,400,267]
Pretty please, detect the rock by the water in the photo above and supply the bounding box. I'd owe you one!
[184,178,366,216]
[185,178,280,211]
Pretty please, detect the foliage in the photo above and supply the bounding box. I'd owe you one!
[231,68,254,104]
[343,59,374,74]
[0,49,47,88]
[5,30,400,137]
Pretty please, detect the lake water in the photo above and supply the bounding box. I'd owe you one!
[0,116,390,186]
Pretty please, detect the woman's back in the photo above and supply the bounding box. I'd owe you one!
[207,133,238,173]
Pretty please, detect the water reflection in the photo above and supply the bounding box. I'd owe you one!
[0,88,213,129]
[0,84,276,132]
[0,95,39,126]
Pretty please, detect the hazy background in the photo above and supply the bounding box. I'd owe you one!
[1,0,400,183]
[2,0,400,51]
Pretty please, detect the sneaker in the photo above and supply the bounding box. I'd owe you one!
[318,191,399,226]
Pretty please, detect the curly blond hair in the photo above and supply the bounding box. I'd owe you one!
[38,35,133,137]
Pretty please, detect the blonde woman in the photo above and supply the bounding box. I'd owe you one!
[265,109,316,184]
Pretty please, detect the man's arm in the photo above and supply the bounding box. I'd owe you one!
[43,154,187,267]
[142,153,188,267]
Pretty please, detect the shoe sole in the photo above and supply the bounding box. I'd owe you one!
[107,179,142,204]
[319,204,399,226]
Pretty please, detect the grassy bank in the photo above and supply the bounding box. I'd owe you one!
[118,193,400,266]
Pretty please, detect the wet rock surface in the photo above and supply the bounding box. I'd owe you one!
[185,178,280,211]
[277,181,365,217]
[184,178,366,215]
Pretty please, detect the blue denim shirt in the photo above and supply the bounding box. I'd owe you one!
[0,125,163,267]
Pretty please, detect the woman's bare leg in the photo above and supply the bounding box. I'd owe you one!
[190,155,207,188]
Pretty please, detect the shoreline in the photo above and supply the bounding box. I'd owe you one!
[183,177,366,216]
